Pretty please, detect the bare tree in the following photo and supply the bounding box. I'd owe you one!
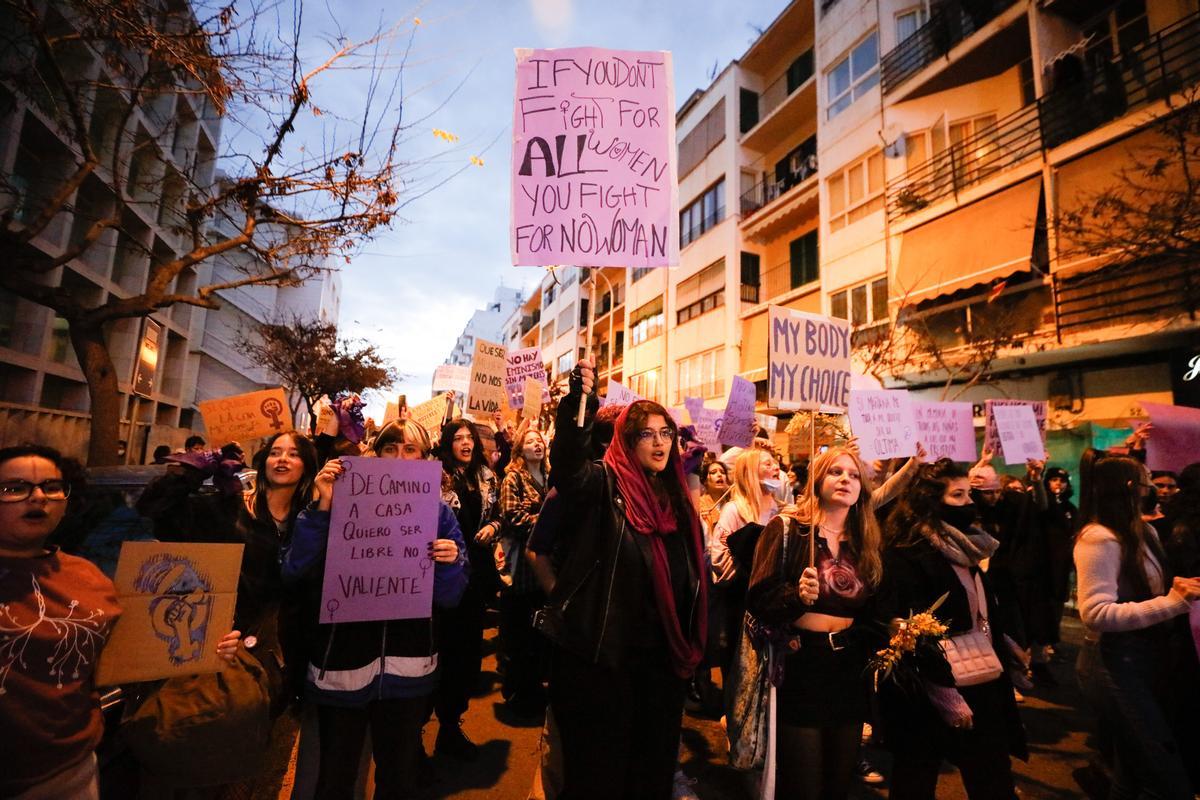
[235,314,396,433]
[0,0,471,464]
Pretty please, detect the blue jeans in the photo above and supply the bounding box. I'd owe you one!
[1077,634,1192,800]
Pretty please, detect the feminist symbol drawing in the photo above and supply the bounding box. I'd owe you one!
[134,554,213,665]
[260,397,286,431]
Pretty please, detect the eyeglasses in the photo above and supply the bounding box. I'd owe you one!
[636,428,675,444]
[0,479,71,503]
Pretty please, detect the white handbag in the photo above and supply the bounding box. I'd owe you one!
[939,566,1003,687]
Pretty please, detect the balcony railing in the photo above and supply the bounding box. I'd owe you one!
[1053,259,1198,335]
[741,148,818,216]
[880,0,1018,95]
[1039,11,1200,150]
[519,309,540,335]
[753,50,814,128]
[740,283,761,303]
[885,102,1041,223]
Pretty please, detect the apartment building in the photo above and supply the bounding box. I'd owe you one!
[445,285,524,366]
[814,0,1200,450]
[535,268,588,387]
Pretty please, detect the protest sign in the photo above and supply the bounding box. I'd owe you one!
[1140,402,1200,471]
[383,400,400,423]
[991,404,1044,465]
[767,306,851,412]
[511,47,679,267]
[848,390,917,462]
[97,542,242,685]
[432,364,470,395]
[604,379,642,407]
[913,401,977,462]
[983,399,1046,460]
[669,406,692,427]
[720,376,756,447]
[198,388,291,445]
[523,377,544,423]
[321,458,441,624]
[506,347,550,409]
[683,396,703,420]
[466,339,509,419]
[408,395,449,436]
[693,407,724,452]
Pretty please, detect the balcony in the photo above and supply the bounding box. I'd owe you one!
[880,0,1019,97]
[1053,259,1198,336]
[885,103,1041,224]
[740,283,760,304]
[740,65,817,153]
[1039,11,1200,150]
[741,141,818,217]
[519,309,541,336]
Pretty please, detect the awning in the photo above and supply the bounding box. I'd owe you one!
[894,176,1042,303]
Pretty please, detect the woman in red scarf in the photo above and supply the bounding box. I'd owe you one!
[542,359,707,799]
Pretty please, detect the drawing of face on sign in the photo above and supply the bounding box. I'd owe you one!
[134,554,214,665]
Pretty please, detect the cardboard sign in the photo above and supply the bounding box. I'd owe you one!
[767,305,851,412]
[466,339,509,419]
[991,404,1044,465]
[720,376,757,447]
[523,377,544,423]
[383,400,400,423]
[512,47,679,267]
[849,390,917,461]
[321,458,442,624]
[97,542,243,686]
[914,401,977,462]
[198,388,292,446]
[693,407,724,453]
[433,364,470,395]
[506,347,550,409]
[603,379,642,407]
[408,394,449,436]
[1141,401,1200,472]
[983,399,1046,461]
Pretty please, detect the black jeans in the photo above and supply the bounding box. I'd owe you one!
[1077,634,1192,800]
[499,588,546,700]
[549,645,686,800]
[314,696,427,800]
[433,573,490,724]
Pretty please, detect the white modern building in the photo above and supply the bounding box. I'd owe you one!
[446,284,524,366]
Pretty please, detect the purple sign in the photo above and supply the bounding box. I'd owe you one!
[321,457,441,624]
[511,47,679,267]
[849,390,917,462]
[720,376,756,447]
[983,399,1046,462]
[1141,401,1200,472]
[694,408,724,453]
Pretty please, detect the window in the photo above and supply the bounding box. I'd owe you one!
[826,31,879,120]
[827,150,885,231]
[675,348,725,404]
[948,113,998,186]
[629,297,664,346]
[561,268,577,288]
[678,98,726,178]
[740,252,761,286]
[628,369,661,404]
[786,50,815,94]
[739,88,759,134]
[540,323,554,349]
[556,303,575,338]
[50,316,71,363]
[896,6,927,43]
[830,277,889,327]
[631,266,653,283]
[680,178,725,248]
[789,232,819,289]
[676,259,726,324]
[543,283,556,308]
[557,351,575,375]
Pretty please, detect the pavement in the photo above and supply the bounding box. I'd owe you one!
[262,613,1099,800]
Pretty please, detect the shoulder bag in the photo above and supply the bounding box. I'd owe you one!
[939,565,1003,687]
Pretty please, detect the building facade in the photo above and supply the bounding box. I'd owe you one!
[446,285,524,366]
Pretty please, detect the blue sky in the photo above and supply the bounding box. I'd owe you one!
[262,0,787,418]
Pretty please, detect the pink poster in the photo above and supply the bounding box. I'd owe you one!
[849,390,917,462]
[719,376,757,447]
[511,47,679,267]
[1141,401,1200,472]
[913,401,977,463]
[983,399,1047,462]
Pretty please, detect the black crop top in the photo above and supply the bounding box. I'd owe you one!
[809,534,870,619]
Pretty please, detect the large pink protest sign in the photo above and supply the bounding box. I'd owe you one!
[913,401,977,462]
[511,47,679,267]
[1141,402,1200,472]
[321,458,441,624]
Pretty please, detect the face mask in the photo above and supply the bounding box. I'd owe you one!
[941,502,978,532]
[760,478,782,496]
[1140,486,1159,515]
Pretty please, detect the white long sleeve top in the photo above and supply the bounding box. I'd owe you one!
[1073,522,1188,634]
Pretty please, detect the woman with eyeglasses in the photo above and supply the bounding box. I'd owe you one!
[281,419,467,798]
[1075,455,1200,800]
[430,419,501,759]
[544,359,707,799]
[0,445,238,799]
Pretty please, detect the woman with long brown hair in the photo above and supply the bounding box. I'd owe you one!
[1075,454,1200,800]
[744,445,883,799]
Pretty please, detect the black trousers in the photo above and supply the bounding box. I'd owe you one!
[433,573,491,723]
[549,645,686,800]
[498,588,546,700]
[314,696,427,800]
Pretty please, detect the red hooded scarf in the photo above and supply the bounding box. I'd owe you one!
[602,402,708,678]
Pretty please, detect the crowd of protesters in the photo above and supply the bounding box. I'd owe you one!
[2,362,1199,800]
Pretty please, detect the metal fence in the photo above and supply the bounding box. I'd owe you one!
[880,0,1018,96]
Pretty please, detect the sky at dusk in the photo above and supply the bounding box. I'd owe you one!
[247,0,787,418]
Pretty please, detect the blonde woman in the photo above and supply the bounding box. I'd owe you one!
[711,448,781,584]
[745,446,884,800]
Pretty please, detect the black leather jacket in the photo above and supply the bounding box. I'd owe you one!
[540,390,702,670]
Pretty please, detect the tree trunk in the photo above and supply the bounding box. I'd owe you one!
[70,320,124,466]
